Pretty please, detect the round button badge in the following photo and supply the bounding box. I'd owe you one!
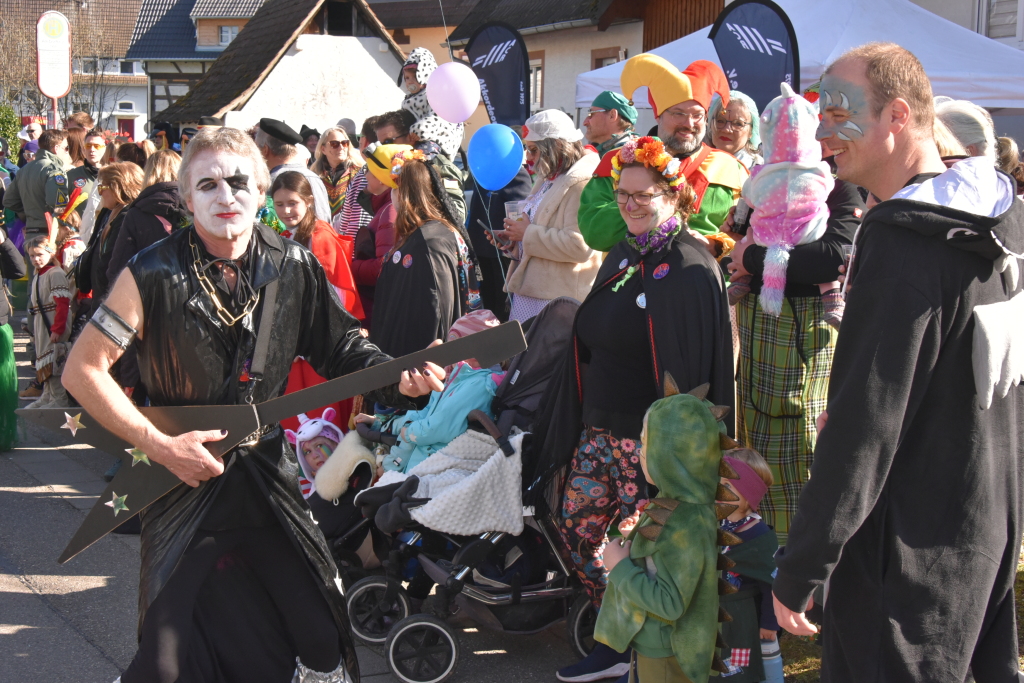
[636,293,647,309]
[618,258,628,269]
[403,254,413,268]
[653,263,670,279]
[392,250,401,264]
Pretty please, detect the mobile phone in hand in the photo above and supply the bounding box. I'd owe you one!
[478,219,510,248]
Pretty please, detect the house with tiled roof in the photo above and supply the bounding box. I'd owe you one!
[158,0,407,134]
[1,0,149,136]
[126,0,269,120]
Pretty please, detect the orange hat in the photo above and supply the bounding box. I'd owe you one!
[620,54,730,118]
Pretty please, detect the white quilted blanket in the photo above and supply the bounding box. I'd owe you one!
[374,430,525,535]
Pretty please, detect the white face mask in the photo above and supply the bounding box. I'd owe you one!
[186,150,263,241]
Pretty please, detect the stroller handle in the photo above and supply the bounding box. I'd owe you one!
[468,410,515,457]
[355,421,398,446]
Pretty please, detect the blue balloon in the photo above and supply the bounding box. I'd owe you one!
[467,124,524,191]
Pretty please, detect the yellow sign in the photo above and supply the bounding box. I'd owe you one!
[43,17,64,39]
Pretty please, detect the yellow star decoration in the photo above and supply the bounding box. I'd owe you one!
[126,447,151,467]
[60,412,86,437]
[105,492,129,516]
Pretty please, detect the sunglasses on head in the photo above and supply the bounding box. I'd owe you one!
[327,139,350,150]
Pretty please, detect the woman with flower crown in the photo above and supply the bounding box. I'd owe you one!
[524,136,735,682]
[364,143,479,360]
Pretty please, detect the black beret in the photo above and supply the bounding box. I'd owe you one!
[198,116,224,128]
[299,125,320,140]
[260,118,302,144]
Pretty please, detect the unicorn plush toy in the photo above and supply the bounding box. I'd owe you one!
[740,82,837,318]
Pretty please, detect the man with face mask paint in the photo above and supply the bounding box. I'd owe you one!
[62,127,446,683]
[772,44,1024,683]
[578,55,749,253]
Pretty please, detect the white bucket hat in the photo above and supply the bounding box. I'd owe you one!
[523,110,584,143]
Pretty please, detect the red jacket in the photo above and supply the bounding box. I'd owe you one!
[351,191,396,325]
[307,220,364,320]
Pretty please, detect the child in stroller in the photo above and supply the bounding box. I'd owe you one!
[345,298,599,683]
[354,309,505,477]
[286,408,380,569]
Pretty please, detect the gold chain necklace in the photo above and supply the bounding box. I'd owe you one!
[190,233,260,327]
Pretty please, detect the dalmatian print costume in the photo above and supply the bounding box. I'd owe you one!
[401,47,465,159]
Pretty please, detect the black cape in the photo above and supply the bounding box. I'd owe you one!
[126,223,408,680]
[774,170,1024,682]
[523,231,734,507]
[370,220,464,358]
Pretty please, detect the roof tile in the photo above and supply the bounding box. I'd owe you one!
[368,0,478,30]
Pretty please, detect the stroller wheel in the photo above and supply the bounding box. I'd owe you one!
[385,614,460,683]
[567,593,597,659]
[347,576,412,643]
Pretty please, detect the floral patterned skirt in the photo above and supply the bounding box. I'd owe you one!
[558,426,650,607]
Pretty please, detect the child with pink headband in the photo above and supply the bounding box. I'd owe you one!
[717,448,784,683]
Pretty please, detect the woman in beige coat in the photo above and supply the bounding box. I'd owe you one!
[494,110,601,321]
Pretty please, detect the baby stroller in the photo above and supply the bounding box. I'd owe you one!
[343,298,596,683]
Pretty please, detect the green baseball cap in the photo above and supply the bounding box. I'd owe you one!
[590,91,638,125]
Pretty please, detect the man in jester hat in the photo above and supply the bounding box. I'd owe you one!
[579,55,749,254]
[598,379,744,682]
[62,126,444,683]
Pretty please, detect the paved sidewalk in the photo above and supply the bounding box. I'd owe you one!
[0,325,576,682]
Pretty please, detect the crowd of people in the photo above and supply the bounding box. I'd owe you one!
[2,38,1023,683]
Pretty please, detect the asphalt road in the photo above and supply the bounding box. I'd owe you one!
[0,324,580,683]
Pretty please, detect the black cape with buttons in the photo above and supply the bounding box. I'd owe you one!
[523,230,735,508]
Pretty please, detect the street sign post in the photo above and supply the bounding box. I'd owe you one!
[36,11,72,129]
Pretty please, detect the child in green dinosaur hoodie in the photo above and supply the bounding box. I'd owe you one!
[597,390,729,683]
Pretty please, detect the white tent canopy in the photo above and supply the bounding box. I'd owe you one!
[576,0,1024,110]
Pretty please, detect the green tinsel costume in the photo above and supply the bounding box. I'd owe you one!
[595,382,742,682]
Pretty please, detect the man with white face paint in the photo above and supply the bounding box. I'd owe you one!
[62,127,446,683]
[577,54,749,253]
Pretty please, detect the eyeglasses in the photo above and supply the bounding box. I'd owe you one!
[327,139,350,150]
[585,108,608,118]
[662,109,705,125]
[614,190,667,206]
[85,142,105,151]
[713,117,751,131]
[381,135,409,145]
[97,184,110,192]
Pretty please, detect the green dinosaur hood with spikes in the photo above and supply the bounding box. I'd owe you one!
[645,393,724,505]
[596,390,732,682]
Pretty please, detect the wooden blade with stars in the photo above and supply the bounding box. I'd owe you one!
[18,322,527,564]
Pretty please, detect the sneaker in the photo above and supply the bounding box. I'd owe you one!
[556,643,631,682]
[25,383,53,410]
[19,382,43,399]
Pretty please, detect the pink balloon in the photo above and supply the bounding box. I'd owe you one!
[426,62,481,124]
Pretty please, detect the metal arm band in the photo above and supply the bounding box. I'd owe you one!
[89,304,138,351]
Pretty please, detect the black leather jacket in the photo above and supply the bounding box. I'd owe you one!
[128,222,405,676]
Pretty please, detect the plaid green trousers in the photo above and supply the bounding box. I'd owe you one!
[735,294,836,543]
